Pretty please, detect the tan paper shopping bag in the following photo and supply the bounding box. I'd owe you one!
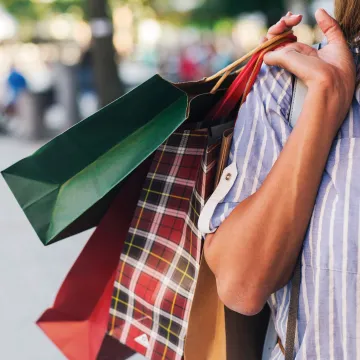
[185,254,271,360]
[184,256,226,360]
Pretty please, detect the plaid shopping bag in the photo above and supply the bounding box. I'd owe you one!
[107,125,223,360]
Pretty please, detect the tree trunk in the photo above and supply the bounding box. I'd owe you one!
[88,0,124,107]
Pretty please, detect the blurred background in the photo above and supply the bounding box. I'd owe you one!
[0,0,333,359]
[0,0,333,138]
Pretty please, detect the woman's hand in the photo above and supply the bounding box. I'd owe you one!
[263,11,302,41]
[264,9,355,135]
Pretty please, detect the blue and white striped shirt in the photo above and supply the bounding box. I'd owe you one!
[200,50,360,359]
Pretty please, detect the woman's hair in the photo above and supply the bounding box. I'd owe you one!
[335,0,360,47]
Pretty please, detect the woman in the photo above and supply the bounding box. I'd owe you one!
[199,5,360,360]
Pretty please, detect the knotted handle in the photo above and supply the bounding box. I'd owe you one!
[205,30,295,91]
[208,32,297,122]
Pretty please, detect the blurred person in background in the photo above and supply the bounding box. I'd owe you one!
[178,46,202,81]
[77,49,95,96]
[208,41,234,75]
[1,65,28,129]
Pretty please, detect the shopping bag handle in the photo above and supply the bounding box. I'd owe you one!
[211,34,296,94]
[205,30,295,88]
[208,33,297,122]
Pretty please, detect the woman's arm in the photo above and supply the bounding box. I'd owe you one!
[204,9,356,316]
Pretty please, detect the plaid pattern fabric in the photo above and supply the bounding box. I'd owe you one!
[108,128,220,360]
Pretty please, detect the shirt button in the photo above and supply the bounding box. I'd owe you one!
[225,173,232,181]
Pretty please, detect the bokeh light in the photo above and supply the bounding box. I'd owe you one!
[138,19,162,47]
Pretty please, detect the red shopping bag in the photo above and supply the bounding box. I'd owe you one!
[37,159,151,360]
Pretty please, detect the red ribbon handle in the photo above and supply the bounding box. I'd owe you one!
[211,34,297,122]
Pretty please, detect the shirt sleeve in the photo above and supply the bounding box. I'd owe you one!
[198,64,294,234]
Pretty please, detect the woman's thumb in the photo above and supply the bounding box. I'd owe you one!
[315,8,346,45]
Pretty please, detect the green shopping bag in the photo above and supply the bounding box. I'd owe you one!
[2,74,231,245]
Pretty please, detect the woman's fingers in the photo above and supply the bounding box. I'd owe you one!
[263,42,317,81]
[315,8,346,45]
[267,13,302,39]
[262,11,302,43]
[264,42,315,66]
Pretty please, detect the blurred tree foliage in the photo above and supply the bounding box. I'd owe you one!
[3,0,85,20]
[190,0,285,27]
[4,0,284,25]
